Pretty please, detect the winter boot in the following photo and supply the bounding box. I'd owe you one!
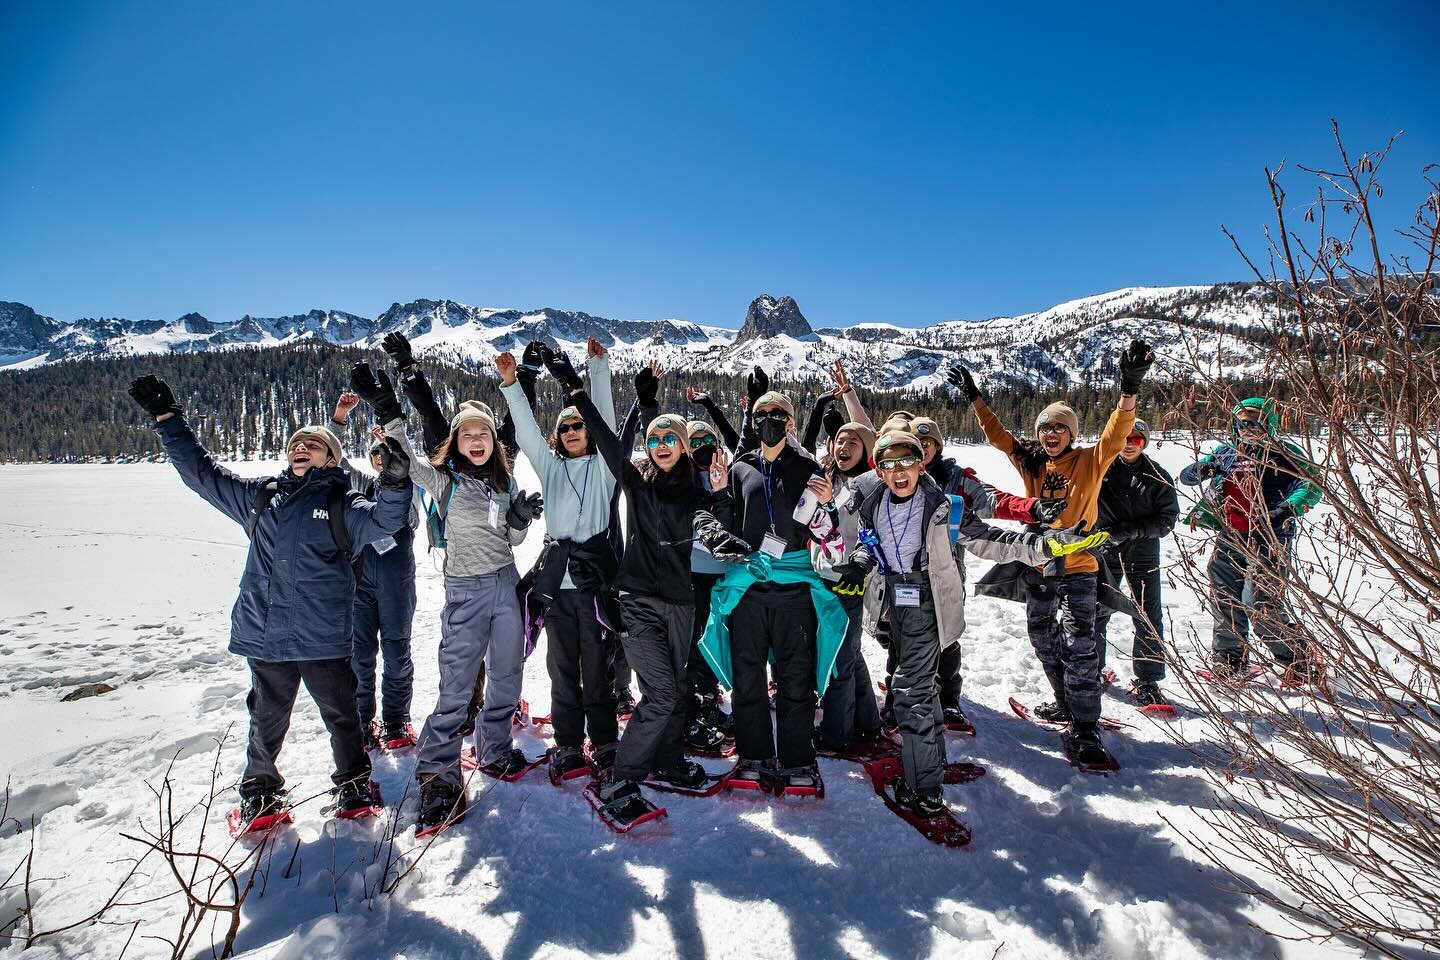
[1210,648,1246,679]
[379,719,417,750]
[894,780,945,817]
[598,777,653,822]
[777,763,824,797]
[686,718,726,753]
[549,746,590,782]
[724,757,775,792]
[417,779,466,834]
[480,748,532,780]
[1134,681,1169,709]
[589,741,618,776]
[698,695,732,734]
[326,778,381,819]
[237,789,289,825]
[1067,721,1112,767]
[651,760,708,791]
[1034,701,1073,724]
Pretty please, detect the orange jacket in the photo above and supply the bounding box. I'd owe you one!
[975,403,1136,574]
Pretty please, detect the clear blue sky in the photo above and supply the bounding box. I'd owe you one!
[2,1,1435,329]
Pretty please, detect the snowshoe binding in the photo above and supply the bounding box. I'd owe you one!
[1063,722,1119,774]
[943,705,977,736]
[379,720,418,752]
[685,719,735,758]
[479,747,545,783]
[227,791,293,838]
[548,746,593,785]
[324,779,385,821]
[415,779,468,839]
[1133,681,1177,717]
[775,763,824,799]
[585,777,667,833]
[1009,697,1131,732]
[1197,650,1265,686]
[645,760,727,797]
[720,758,775,794]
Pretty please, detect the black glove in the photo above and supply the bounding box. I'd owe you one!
[635,367,660,407]
[874,619,892,650]
[381,332,415,371]
[831,554,874,586]
[128,375,181,419]
[349,363,404,424]
[947,365,981,402]
[1031,497,1067,525]
[375,437,412,489]
[521,340,546,371]
[543,349,584,393]
[821,406,846,440]
[1268,503,1296,527]
[506,491,544,528]
[1117,339,1155,395]
[746,365,770,405]
[706,531,753,564]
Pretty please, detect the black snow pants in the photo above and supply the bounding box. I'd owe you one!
[242,657,371,800]
[729,584,818,769]
[884,574,946,792]
[1025,572,1103,724]
[546,589,620,750]
[614,593,694,783]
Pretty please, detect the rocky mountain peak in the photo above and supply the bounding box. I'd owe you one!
[737,295,813,342]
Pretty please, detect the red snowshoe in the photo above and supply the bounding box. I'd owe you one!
[862,755,970,848]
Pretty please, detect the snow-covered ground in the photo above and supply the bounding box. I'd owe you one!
[0,444,1368,960]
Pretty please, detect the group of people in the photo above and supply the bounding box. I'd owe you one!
[128,333,1322,834]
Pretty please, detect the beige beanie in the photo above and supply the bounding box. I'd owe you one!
[1034,402,1079,437]
[646,414,690,446]
[450,399,497,435]
[834,421,877,459]
[751,391,797,421]
[874,430,925,459]
[555,405,584,430]
[287,425,344,465]
[687,421,718,445]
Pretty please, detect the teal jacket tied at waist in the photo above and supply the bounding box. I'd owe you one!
[698,549,849,696]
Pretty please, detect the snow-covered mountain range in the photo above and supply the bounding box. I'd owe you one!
[0,284,1279,391]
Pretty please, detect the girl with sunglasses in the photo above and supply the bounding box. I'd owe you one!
[568,384,740,827]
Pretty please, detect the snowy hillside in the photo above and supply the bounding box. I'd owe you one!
[0,283,1280,393]
[0,447,1369,960]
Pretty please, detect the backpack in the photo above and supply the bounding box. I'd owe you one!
[420,475,517,551]
[247,480,354,555]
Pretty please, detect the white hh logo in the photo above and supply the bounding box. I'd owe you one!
[313,509,330,520]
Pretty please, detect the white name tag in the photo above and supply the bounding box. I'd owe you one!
[489,500,500,529]
[371,535,397,555]
[894,585,922,608]
[761,533,787,558]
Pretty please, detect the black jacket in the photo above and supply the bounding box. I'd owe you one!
[726,444,823,554]
[574,391,730,604]
[1097,454,1180,543]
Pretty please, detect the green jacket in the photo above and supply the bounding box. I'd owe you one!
[698,550,849,696]
[1179,398,1322,531]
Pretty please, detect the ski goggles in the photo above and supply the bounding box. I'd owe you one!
[646,433,682,450]
[689,434,718,449]
[877,455,922,471]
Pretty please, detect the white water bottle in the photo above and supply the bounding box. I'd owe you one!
[792,490,821,529]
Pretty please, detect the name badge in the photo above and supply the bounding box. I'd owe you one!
[894,584,922,608]
[489,500,500,528]
[761,533,787,558]
[371,535,397,555]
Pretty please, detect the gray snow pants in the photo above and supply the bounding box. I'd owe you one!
[614,593,694,783]
[819,591,883,750]
[610,592,694,788]
[1208,534,1297,664]
[416,567,524,786]
[884,574,947,792]
[1026,571,1103,723]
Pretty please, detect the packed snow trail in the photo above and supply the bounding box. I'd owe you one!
[0,450,1360,959]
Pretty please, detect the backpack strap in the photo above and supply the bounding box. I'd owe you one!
[247,480,281,540]
[328,484,354,556]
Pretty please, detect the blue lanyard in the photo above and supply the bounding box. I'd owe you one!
[761,459,777,531]
[884,492,920,572]
[562,456,592,522]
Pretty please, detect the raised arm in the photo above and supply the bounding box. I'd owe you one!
[686,388,741,452]
[382,416,449,500]
[827,358,873,430]
[570,389,643,488]
[585,339,619,432]
[496,351,557,484]
[800,393,835,452]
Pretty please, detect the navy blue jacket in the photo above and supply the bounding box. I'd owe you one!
[156,417,412,662]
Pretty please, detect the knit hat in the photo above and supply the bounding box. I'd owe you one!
[555,405,584,430]
[910,417,942,447]
[751,391,796,421]
[1131,419,1151,439]
[646,414,690,446]
[450,400,497,435]
[686,421,718,445]
[834,421,877,458]
[287,425,344,465]
[1034,402,1079,438]
[874,430,924,460]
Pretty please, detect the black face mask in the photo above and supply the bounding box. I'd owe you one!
[692,445,716,469]
[757,418,788,447]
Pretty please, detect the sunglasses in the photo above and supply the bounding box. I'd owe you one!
[877,455,921,471]
[1037,423,1070,436]
[690,435,718,449]
[1234,418,1266,430]
[646,433,682,450]
[753,410,789,424]
[556,422,586,436]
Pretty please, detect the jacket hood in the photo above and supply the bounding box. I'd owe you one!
[1231,397,1280,438]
